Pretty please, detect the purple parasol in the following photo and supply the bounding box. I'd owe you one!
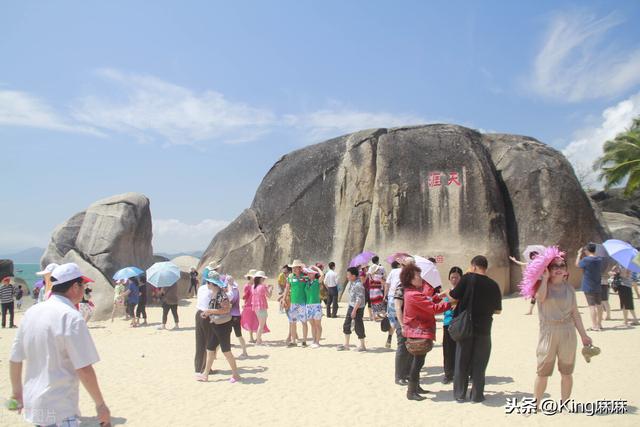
[34,279,45,288]
[349,251,376,268]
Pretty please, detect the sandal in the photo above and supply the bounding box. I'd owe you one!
[195,373,208,382]
[336,345,349,351]
[229,376,240,384]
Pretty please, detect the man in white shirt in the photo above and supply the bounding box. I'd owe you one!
[9,263,110,427]
[323,262,339,318]
[194,280,213,373]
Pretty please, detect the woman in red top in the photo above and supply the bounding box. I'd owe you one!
[401,264,451,401]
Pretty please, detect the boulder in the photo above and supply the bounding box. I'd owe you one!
[602,212,640,248]
[201,125,514,293]
[590,188,640,219]
[481,134,608,292]
[41,192,154,320]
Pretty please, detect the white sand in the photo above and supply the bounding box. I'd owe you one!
[1,292,639,426]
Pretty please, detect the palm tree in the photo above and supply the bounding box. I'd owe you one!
[594,117,640,196]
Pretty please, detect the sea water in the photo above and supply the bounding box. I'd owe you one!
[14,263,40,292]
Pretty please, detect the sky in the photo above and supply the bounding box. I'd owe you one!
[2,0,640,254]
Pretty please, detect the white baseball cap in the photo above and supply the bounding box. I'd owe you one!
[50,263,93,286]
[36,263,60,276]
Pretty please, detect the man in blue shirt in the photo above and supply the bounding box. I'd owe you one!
[575,243,603,331]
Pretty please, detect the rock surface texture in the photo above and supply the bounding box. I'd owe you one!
[42,193,154,319]
[201,125,608,294]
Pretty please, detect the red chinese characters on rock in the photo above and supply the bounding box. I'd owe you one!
[428,172,442,187]
[428,171,462,188]
[435,255,445,264]
[447,172,461,186]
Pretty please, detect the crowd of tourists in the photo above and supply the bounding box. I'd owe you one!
[3,238,638,426]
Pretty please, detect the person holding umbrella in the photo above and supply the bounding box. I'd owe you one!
[146,261,182,330]
[610,265,639,326]
[520,247,593,408]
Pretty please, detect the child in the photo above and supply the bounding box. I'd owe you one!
[15,285,24,310]
[111,279,126,322]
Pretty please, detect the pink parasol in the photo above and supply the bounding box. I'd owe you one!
[386,252,411,264]
[349,251,376,268]
[519,246,565,299]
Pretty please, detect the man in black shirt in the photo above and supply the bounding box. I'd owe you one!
[448,255,502,403]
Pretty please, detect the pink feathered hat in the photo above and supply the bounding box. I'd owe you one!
[519,246,566,299]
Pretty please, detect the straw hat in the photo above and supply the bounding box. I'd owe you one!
[245,269,257,279]
[253,270,268,279]
[582,344,601,363]
[290,259,305,268]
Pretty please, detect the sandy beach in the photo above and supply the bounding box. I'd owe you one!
[1,291,638,426]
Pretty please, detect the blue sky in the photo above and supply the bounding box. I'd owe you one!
[2,0,640,253]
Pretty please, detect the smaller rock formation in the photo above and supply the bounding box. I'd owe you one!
[41,192,154,320]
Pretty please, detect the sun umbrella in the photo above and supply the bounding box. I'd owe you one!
[593,243,608,258]
[112,266,144,281]
[386,252,411,264]
[34,279,45,289]
[349,251,376,268]
[145,262,181,287]
[602,239,640,273]
[522,245,546,261]
[413,255,443,289]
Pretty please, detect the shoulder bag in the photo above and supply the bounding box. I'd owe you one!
[448,275,475,342]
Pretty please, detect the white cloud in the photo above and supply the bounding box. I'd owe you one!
[72,69,276,145]
[0,90,100,135]
[563,91,640,187]
[2,70,428,146]
[530,10,640,102]
[152,218,230,253]
[284,105,427,143]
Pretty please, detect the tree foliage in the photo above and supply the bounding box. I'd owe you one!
[594,117,640,196]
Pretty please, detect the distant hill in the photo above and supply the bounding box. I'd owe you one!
[155,250,203,260]
[0,247,45,264]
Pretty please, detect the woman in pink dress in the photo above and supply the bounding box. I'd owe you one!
[240,270,270,341]
[251,271,273,345]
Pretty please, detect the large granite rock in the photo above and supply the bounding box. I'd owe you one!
[480,134,608,292]
[201,124,609,294]
[602,212,640,248]
[41,192,154,320]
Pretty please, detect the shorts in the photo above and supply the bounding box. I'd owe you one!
[256,309,268,319]
[536,325,577,377]
[387,299,398,328]
[207,321,232,352]
[618,286,634,310]
[231,315,242,338]
[41,416,79,427]
[305,303,323,320]
[288,303,307,323]
[584,292,602,306]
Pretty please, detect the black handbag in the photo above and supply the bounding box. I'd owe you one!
[380,316,390,332]
[448,275,475,342]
